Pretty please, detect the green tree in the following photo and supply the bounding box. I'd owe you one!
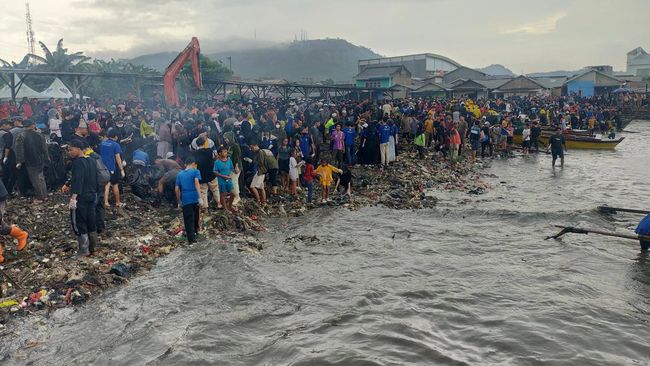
[181,54,232,81]
[180,54,232,99]
[0,55,31,69]
[29,39,91,72]
[78,59,160,99]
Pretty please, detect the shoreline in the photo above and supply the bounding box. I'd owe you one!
[0,147,487,332]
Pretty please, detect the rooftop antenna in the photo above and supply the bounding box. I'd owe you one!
[25,0,36,67]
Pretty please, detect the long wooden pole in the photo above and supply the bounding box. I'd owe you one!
[550,225,650,241]
[598,206,650,215]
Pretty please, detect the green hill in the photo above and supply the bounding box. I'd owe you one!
[130,39,381,82]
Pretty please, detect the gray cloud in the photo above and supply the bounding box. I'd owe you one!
[1,0,649,73]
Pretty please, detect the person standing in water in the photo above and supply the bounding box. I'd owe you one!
[546,127,567,168]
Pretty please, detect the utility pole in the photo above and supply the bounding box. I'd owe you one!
[227,56,232,72]
[25,0,36,67]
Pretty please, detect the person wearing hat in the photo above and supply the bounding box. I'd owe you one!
[67,139,99,257]
[14,119,49,202]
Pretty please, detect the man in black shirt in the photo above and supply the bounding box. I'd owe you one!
[14,119,49,202]
[530,121,542,153]
[546,127,567,168]
[67,139,99,257]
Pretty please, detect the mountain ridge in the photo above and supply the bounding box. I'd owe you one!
[129,39,382,82]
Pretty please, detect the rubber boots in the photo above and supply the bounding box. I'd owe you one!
[10,225,28,251]
[76,234,90,258]
[88,232,99,255]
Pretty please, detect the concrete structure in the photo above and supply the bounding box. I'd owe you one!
[353,65,412,89]
[358,53,461,79]
[565,70,621,97]
[627,47,650,77]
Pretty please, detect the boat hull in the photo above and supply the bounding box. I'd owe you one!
[512,135,624,150]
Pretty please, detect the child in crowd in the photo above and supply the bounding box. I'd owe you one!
[288,149,304,197]
[302,157,316,204]
[313,158,342,203]
[213,146,238,212]
[414,124,425,159]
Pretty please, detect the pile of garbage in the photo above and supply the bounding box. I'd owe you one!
[0,192,264,323]
[0,149,489,324]
[351,151,488,210]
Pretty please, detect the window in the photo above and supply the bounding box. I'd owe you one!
[365,80,381,88]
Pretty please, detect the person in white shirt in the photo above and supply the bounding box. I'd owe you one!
[49,113,62,138]
[522,122,531,155]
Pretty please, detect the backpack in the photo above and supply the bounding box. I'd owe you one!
[93,154,111,186]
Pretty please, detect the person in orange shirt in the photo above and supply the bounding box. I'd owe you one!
[449,122,462,163]
[313,158,342,203]
[424,115,434,148]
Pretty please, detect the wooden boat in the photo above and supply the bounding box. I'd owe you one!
[512,133,625,150]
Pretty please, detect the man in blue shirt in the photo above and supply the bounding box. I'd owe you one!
[175,156,202,243]
[343,123,357,165]
[99,129,125,208]
[299,127,314,158]
[377,121,393,166]
[635,214,650,251]
[213,146,238,212]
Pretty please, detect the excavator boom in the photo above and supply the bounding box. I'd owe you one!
[163,37,202,106]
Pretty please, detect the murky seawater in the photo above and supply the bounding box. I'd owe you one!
[2,122,650,365]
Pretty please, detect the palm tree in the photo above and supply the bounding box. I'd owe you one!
[29,38,91,72]
[0,55,31,69]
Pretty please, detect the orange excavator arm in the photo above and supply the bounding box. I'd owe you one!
[163,37,203,107]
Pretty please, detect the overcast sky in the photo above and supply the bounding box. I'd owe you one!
[1,0,648,73]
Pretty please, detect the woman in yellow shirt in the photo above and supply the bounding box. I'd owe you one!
[313,158,342,203]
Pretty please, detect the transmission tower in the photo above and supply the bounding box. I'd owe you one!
[25,1,36,67]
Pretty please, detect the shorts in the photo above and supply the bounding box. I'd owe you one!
[470,139,480,151]
[267,168,279,187]
[522,140,530,148]
[551,149,564,160]
[506,136,513,144]
[218,179,234,193]
[250,173,265,189]
[110,170,121,185]
[279,159,289,173]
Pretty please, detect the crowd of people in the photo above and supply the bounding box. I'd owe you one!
[0,92,634,255]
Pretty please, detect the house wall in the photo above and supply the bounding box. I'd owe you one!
[567,80,595,97]
[355,78,391,88]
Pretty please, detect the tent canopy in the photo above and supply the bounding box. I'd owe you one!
[41,78,73,99]
[0,74,47,100]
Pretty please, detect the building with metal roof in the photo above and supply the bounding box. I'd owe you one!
[358,53,461,79]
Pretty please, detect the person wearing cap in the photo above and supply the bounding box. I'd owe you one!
[67,139,99,257]
[14,119,49,202]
